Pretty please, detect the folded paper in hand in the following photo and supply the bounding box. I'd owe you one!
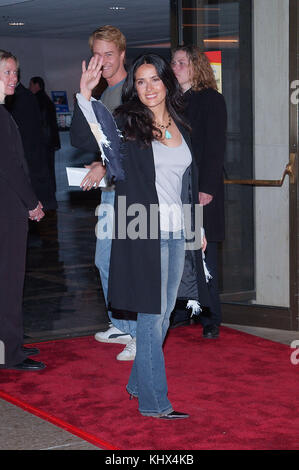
[66,167,106,188]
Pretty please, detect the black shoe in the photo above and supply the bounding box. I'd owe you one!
[203,324,219,339]
[9,358,46,371]
[22,346,40,357]
[158,411,189,420]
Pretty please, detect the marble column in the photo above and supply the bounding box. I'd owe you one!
[253,0,290,307]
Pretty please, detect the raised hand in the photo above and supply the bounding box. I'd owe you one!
[80,55,103,101]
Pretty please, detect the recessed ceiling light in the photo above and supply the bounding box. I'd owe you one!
[109,6,126,10]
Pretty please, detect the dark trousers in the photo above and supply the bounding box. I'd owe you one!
[200,242,222,327]
[0,217,27,367]
[171,242,222,327]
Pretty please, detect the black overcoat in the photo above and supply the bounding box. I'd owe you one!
[184,88,227,242]
[0,104,38,367]
[0,104,38,217]
[70,103,211,315]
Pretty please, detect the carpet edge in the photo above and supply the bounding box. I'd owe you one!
[0,390,119,451]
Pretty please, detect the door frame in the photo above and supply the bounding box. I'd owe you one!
[222,0,298,331]
[170,0,299,330]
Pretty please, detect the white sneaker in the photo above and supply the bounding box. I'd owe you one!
[94,325,131,344]
[116,337,136,361]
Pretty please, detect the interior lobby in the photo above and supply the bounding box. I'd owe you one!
[0,0,298,452]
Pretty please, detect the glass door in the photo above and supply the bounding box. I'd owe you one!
[171,0,298,330]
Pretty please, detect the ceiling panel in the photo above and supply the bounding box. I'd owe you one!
[0,0,170,45]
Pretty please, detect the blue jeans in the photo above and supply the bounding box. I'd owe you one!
[95,190,137,337]
[127,230,185,416]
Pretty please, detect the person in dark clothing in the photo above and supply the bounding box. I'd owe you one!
[5,78,57,211]
[171,45,227,339]
[29,76,61,194]
[0,50,45,371]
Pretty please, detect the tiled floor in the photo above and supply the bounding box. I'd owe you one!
[0,199,298,450]
[23,197,108,343]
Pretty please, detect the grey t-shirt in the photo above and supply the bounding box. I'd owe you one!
[100,79,125,113]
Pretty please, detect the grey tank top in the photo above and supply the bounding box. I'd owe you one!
[152,136,192,232]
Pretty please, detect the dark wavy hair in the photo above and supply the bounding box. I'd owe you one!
[115,53,188,146]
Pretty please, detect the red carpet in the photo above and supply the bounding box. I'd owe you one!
[0,326,299,450]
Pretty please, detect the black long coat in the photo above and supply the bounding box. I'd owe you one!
[70,103,211,315]
[184,88,227,242]
[0,104,38,367]
[0,104,38,217]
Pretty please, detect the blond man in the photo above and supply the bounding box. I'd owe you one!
[70,26,137,361]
